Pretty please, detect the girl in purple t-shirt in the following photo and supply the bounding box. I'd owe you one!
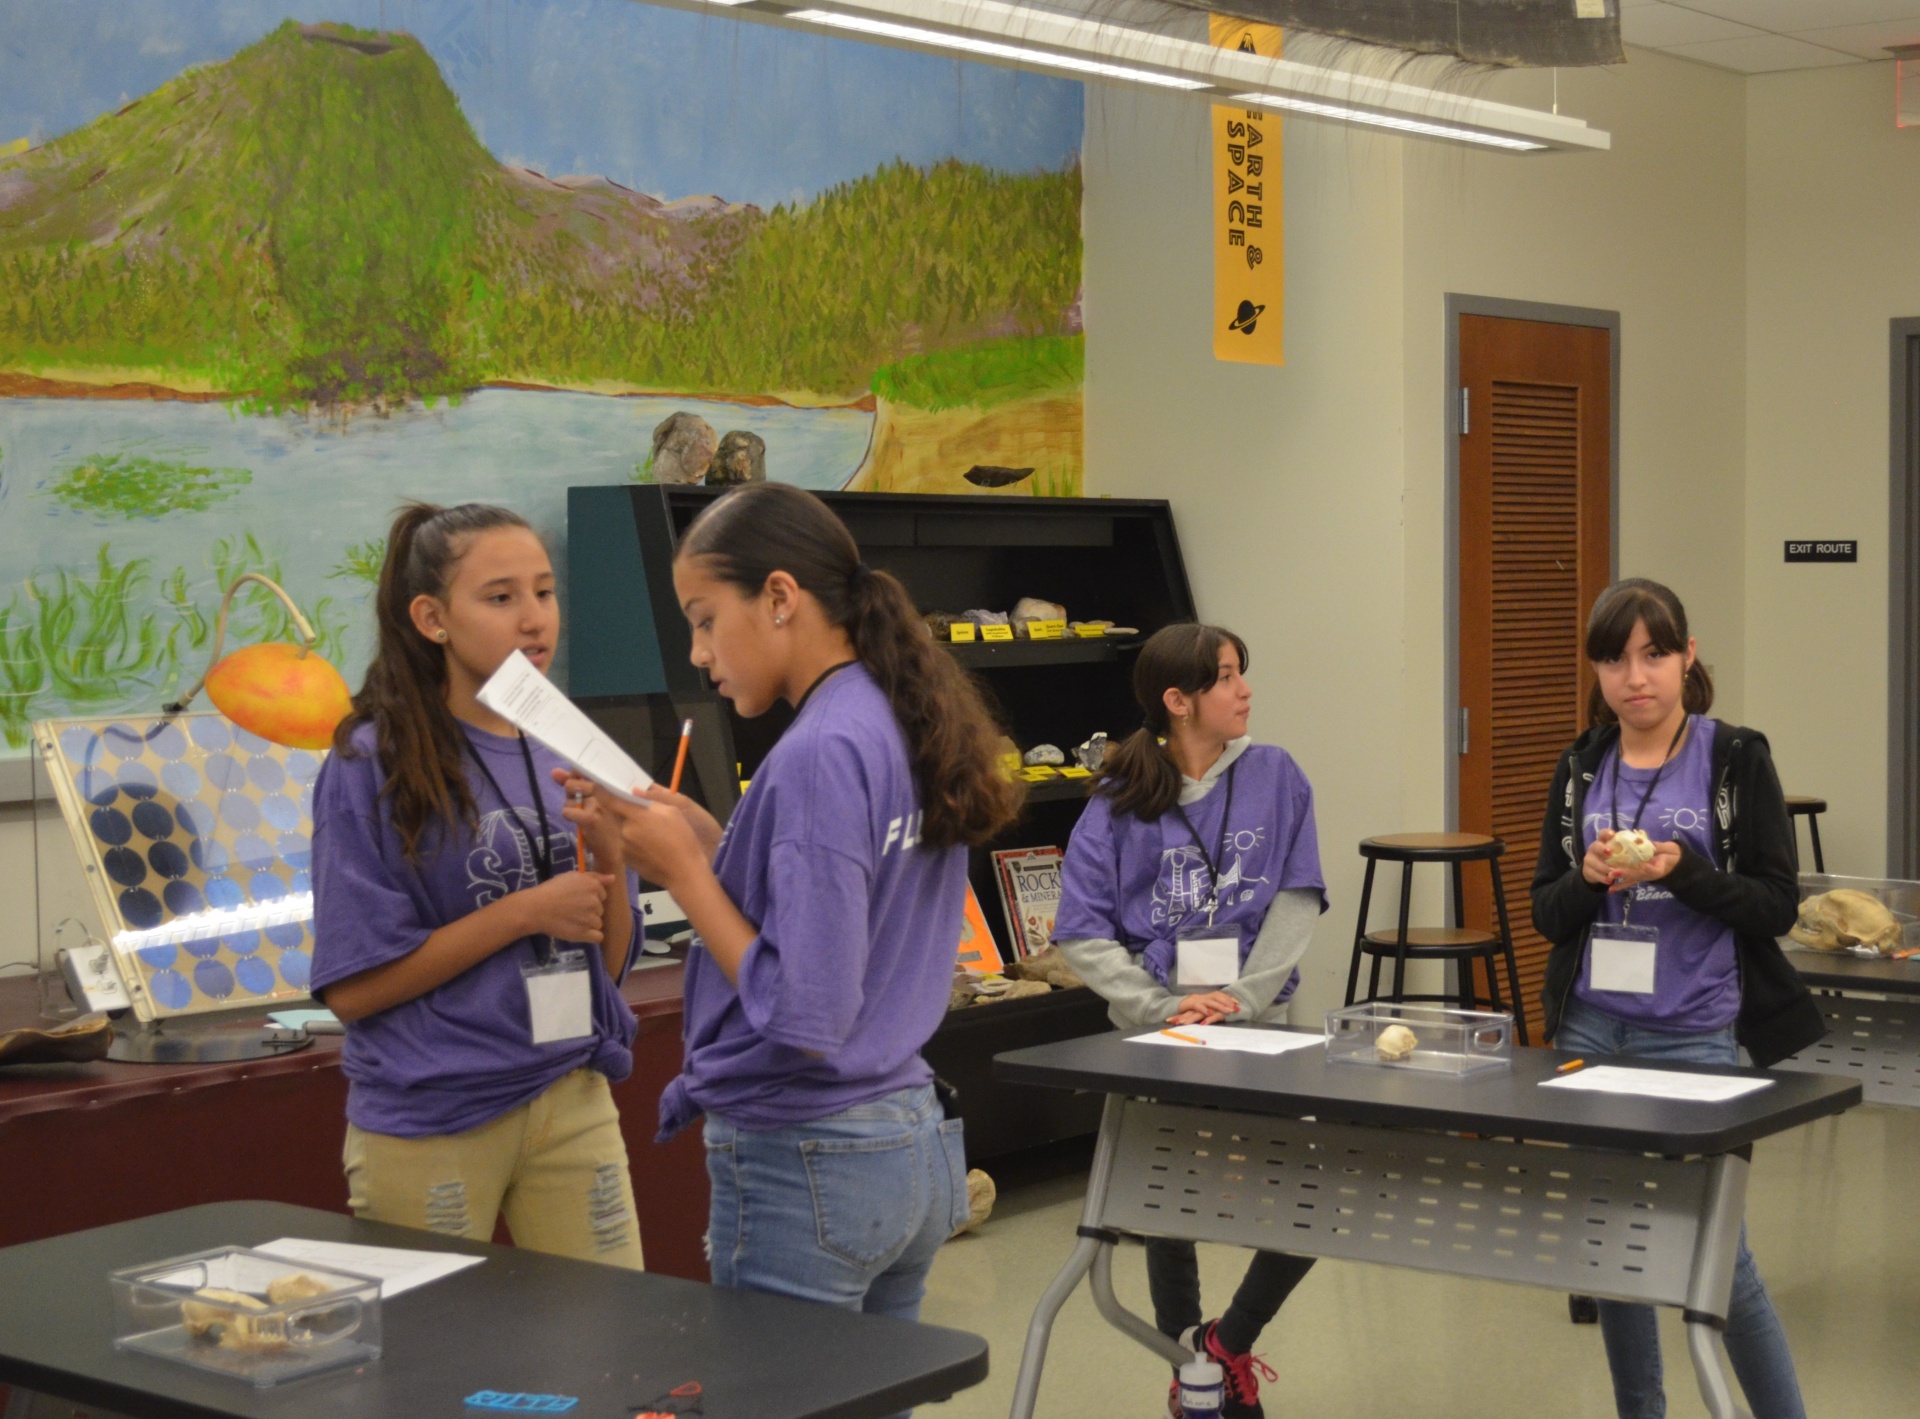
[1530,578,1817,1419]
[310,503,644,1269]
[1054,623,1327,1419]
[564,483,1021,1342]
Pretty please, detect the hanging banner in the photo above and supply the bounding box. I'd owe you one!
[1211,17,1284,366]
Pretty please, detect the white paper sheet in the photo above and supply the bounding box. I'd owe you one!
[253,1238,484,1297]
[1132,1026,1325,1056]
[476,650,654,803]
[1539,1065,1774,1103]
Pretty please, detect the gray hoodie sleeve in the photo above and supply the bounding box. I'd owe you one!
[1225,888,1321,1019]
[1055,936,1184,1031]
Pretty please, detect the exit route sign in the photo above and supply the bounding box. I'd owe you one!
[1785,540,1857,563]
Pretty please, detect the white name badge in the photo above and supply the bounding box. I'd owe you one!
[1588,924,1659,996]
[523,949,594,1044]
[1175,936,1241,988]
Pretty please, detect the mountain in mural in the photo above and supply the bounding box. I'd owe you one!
[0,20,1081,412]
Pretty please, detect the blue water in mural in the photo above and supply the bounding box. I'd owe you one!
[0,388,875,731]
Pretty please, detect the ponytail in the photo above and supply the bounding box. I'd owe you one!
[1096,623,1249,821]
[1583,577,1715,729]
[334,501,536,861]
[678,483,1022,848]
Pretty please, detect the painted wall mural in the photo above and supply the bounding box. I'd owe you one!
[0,1,1085,746]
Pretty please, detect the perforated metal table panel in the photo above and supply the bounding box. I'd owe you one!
[1776,995,1920,1107]
[995,1029,1858,1419]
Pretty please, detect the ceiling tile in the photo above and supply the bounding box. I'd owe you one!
[1796,19,1920,59]
[1662,32,1866,71]
[1681,2,1920,29]
[1622,3,1766,45]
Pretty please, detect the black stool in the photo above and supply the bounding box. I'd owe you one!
[1343,832,1530,1045]
[1785,796,1827,873]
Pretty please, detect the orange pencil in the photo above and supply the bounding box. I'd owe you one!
[1161,1028,1207,1046]
[668,718,694,794]
[1556,1058,1586,1073]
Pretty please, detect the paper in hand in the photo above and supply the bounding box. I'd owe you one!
[476,650,654,803]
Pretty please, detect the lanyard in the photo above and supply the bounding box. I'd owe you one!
[1606,716,1689,925]
[1171,760,1239,925]
[466,734,558,960]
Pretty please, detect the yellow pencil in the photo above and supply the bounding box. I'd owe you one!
[668,718,693,794]
[1161,1028,1207,1046]
[1557,1058,1586,1073]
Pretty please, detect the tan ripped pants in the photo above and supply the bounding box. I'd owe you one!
[344,1067,645,1270]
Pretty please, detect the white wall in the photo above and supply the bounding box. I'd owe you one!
[1745,61,1920,877]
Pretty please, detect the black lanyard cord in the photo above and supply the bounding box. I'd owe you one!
[465,734,560,962]
[1608,715,1691,836]
[1171,759,1239,923]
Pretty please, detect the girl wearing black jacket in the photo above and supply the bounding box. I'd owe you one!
[1530,578,1822,1419]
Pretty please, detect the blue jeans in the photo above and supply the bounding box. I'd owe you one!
[1556,996,1806,1419]
[703,1082,967,1315]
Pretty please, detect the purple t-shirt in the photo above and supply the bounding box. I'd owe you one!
[658,663,968,1139]
[1575,716,1738,1032]
[310,720,641,1137]
[1053,744,1326,993]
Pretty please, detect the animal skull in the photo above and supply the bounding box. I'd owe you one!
[1376,1024,1419,1062]
[1788,889,1903,955]
[1605,830,1656,868]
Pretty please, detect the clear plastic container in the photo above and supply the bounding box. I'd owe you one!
[1324,1002,1513,1076]
[111,1246,381,1386]
[1782,873,1920,957]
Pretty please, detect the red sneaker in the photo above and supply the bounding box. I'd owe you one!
[1200,1319,1277,1419]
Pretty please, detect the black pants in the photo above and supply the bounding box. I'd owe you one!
[1145,1238,1315,1356]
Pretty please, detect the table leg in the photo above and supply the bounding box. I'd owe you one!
[1090,1241,1188,1366]
[1682,1153,1752,1419]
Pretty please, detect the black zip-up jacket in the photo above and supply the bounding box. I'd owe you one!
[1529,719,1825,1067]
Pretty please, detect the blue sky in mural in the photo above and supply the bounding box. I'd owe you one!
[0,0,1085,208]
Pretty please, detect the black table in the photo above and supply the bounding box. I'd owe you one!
[0,1202,988,1419]
[1779,947,1920,1107]
[995,1029,1858,1419]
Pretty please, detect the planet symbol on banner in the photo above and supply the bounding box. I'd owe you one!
[1229,299,1265,335]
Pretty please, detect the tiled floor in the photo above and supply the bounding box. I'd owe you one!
[918,1103,1920,1418]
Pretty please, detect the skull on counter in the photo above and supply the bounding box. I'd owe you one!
[1788,889,1903,955]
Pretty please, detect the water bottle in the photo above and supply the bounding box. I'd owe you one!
[1178,1354,1225,1419]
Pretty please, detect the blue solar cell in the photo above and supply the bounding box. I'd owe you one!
[250,871,287,902]
[189,717,232,752]
[148,840,190,880]
[277,949,312,991]
[59,726,101,763]
[234,726,270,754]
[277,832,312,871]
[149,969,193,1010]
[118,887,162,929]
[266,921,306,949]
[161,762,202,800]
[100,723,145,759]
[190,836,230,874]
[76,767,119,807]
[137,945,177,971]
[247,756,286,793]
[235,957,276,995]
[163,880,205,917]
[148,722,188,760]
[286,750,322,785]
[233,833,275,871]
[116,762,159,801]
[90,807,133,846]
[182,933,222,959]
[224,930,262,956]
[288,870,312,895]
[131,800,175,841]
[300,785,314,815]
[204,876,244,910]
[103,846,147,888]
[260,792,301,831]
[193,960,235,999]
[205,753,246,792]
[176,800,216,839]
[219,792,261,831]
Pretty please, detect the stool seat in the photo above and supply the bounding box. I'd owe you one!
[1785,796,1827,814]
[1360,832,1504,862]
[1361,927,1500,952]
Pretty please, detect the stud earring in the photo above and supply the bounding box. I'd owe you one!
[435,630,447,642]
[774,616,785,627]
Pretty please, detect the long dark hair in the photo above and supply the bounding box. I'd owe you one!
[1095,623,1249,821]
[678,482,1021,849]
[1585,577,1714,728]
[334,502,537,861]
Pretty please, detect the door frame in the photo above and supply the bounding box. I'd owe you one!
[1444,294,1621,830]
[1888,318,1920,876]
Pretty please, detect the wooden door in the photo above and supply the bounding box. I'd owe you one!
[1458,314,1612,1042]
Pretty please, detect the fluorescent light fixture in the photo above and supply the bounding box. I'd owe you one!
[786,9,1209,89]
[112,892,315,954]
[1229,91,1546,151]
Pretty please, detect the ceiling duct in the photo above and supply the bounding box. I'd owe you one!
[1164,0,1624,68]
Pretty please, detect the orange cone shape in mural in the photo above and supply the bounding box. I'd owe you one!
[165,574,351,750]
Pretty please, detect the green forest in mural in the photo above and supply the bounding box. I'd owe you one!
[0,20,1081,411]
